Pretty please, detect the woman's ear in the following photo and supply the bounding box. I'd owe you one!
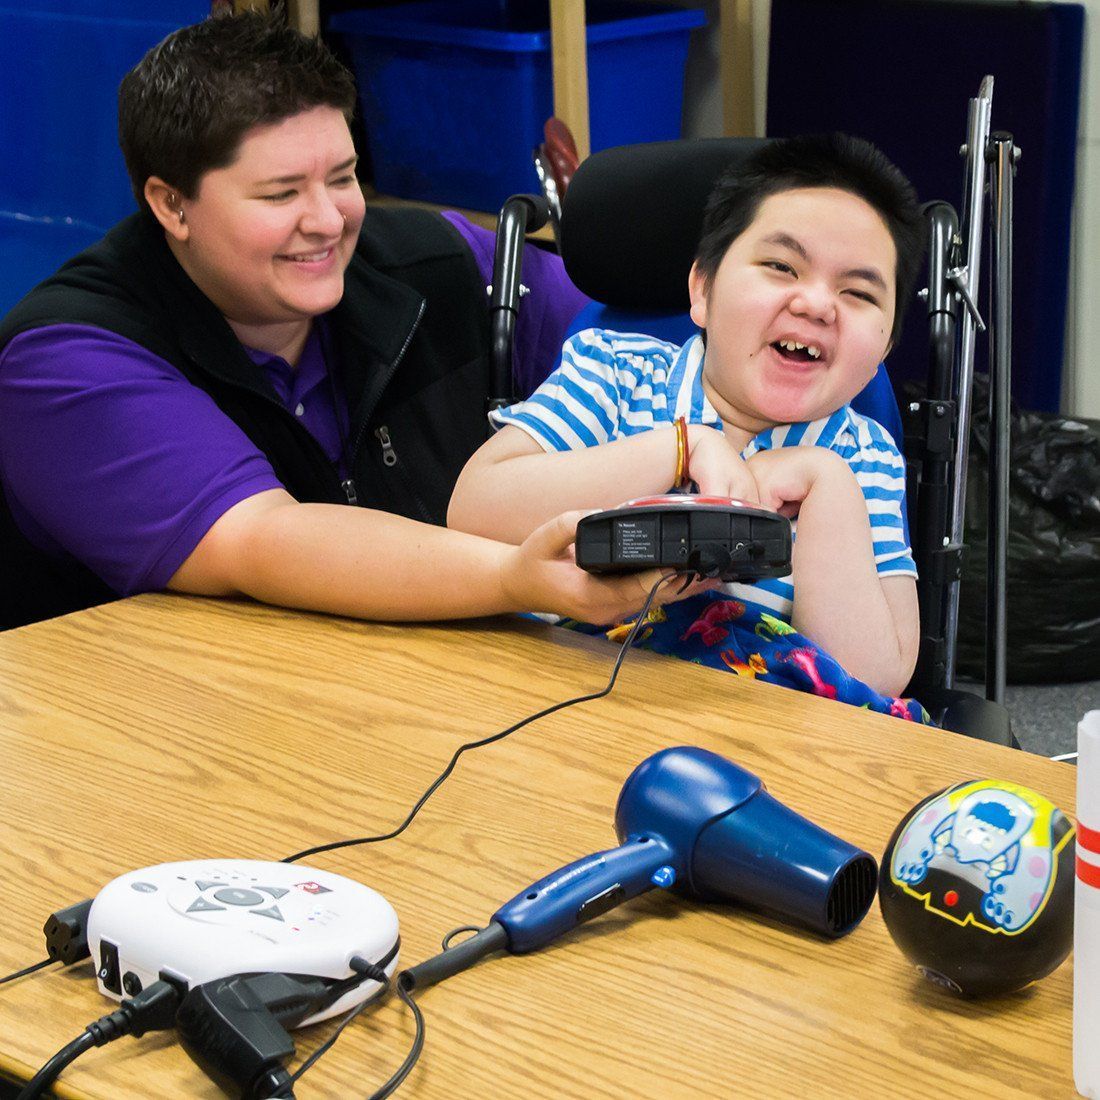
[687,261,709,329]
[144,177,189,242]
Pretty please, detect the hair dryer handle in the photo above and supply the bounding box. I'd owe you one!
[492,834,678,953]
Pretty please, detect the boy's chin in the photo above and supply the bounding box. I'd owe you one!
[754,397,828,427]
[752,380,863,427]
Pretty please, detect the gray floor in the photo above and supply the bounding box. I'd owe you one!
[959,677,1100,758]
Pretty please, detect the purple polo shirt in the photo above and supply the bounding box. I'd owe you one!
[0,214,587,596]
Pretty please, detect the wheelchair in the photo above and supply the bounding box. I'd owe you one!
[488,81,1016,747]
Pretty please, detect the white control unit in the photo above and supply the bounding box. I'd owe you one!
[87,859,400,1025]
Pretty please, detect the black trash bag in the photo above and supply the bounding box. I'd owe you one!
[955,373,1100,683]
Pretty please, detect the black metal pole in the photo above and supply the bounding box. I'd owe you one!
[984,133,1018,705]
[908,202,960,695]
[488,194,551,428]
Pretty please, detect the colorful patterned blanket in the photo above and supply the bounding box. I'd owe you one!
[569,591,932,724]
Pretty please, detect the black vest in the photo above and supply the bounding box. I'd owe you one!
[0,208,492,629]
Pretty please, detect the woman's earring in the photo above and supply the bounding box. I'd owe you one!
[178,208,185,224]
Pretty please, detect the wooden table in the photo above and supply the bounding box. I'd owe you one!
[0,595,1077,1098]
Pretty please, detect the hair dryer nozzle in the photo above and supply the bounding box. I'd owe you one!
[693,788,877,937]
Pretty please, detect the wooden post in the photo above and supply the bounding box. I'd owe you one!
[720,0,756,137]
[230,0,318,36]
[286,0,319,37]
[550,0,590,161]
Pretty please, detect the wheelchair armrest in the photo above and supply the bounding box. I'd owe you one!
[917,687,1018,749]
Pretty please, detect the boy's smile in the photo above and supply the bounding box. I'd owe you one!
[688,186,897,435]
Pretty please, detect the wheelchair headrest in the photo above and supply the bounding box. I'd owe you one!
[558,137,768,311]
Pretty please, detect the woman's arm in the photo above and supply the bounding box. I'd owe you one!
[747,447,919,696]
[170,488,693,624]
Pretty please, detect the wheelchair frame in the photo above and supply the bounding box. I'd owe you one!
[908,77,1015,706]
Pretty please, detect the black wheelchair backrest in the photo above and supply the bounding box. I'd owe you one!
[558,137,767,311]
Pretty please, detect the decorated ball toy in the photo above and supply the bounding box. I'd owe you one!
[879,779,1075,997]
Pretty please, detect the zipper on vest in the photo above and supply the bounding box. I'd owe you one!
[375,426,398,467]
[349,299,426,472]
[374,424,434,523]
[340,478,359,505]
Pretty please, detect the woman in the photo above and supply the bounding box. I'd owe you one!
[0,12,703,630]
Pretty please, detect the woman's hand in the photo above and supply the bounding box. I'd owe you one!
[685,425,760,503]
[499,510,717,623]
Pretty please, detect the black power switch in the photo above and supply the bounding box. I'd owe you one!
[576,884,626,924]
[98,939,121,994]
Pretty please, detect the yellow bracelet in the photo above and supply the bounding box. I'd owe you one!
[674,416,689,489]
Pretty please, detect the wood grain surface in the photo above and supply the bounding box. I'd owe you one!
[0,594,1079,1099]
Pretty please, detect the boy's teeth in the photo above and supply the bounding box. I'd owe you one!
[777,339,822,360]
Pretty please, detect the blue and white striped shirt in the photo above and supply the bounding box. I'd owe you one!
[490,329,916,623]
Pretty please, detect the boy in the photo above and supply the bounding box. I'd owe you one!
[448,134,925,698]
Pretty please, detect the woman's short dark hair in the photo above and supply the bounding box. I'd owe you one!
[119,11,358,212]
[694,134,926,345]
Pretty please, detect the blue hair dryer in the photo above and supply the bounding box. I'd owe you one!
[402,747,877,992]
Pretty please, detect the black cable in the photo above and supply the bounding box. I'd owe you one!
[285,955,422,1098]
[368,977,425,1100]
[285,956,394,1092]
[289,989,382,1086]
[0,958,55,986]
[16,1032,96,1100]
[282,572,676,863]
[17,979,183,1099]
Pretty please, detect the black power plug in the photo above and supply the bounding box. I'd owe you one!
[42,899,93,965]
[176,972,338,1099]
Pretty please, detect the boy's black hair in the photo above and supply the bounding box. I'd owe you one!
[694,133,925,345]
[119,10,358,212]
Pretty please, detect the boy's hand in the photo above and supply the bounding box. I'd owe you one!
[685,425,760,503]
[499,511,717,623]
[746,447,854,517]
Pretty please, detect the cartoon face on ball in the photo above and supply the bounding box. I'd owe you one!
[950,789,1033,865]
[889,780,1067,934]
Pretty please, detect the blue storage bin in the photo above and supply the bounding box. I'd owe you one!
[327,0,705,212]
[0,213,104,316]
[0,3,208,314]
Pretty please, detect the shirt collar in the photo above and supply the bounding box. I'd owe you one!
[670,334,722,426]
[676,333,854,450]
[243,320,330,405]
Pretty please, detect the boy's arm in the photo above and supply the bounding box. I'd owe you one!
[448,423,759,544]
[747,447,919,697]
[450,329,759,544]
[449,425,674,543]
